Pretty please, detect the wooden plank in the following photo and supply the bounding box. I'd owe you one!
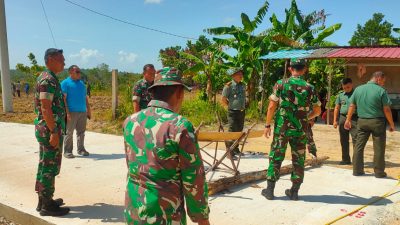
[207,156,329,195]
[198,130,264,141]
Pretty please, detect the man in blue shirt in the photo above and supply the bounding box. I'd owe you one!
[61,65,91,158]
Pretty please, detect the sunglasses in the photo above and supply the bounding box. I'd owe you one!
[75,71,81,74]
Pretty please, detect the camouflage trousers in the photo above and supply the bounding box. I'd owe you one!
[267,132,307,184]
[306,125,317,156]
[35,137,63,198]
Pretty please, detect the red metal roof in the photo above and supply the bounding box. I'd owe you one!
[326,47,400,59]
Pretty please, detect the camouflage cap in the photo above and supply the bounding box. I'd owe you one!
[290,58,306,67]
[149,67,191,91]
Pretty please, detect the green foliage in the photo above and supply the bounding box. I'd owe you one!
[349,13,396,46]
[205,0,271,103]
[180,98,227,127]
[307,59,345,96]
[245,100,266,121]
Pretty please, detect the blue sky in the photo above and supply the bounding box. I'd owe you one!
[4,0,400,73]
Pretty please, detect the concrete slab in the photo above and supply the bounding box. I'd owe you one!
[0,122,399,225]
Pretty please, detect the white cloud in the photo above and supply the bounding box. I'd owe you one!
[69,48,102,64]
[118,50,138,63]
[144,0,162,4]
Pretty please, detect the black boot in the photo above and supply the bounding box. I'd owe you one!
[261,181,276,200]
[36,196,64,212]
[285,183,301,201]
[39,197,70,217]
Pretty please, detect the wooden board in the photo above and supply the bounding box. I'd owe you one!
[207,156,329,195]
[197,130,264,141]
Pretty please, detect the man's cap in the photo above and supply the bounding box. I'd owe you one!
[44,48,63,61]
[149,67,191,91]
[290,58,306,67]
[230,67,244,76]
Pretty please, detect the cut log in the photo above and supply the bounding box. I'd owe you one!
[207,156,329,195]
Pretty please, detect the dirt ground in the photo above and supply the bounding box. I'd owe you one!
[1,94,400,179]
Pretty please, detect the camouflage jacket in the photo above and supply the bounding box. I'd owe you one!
[132,79,154,110]
[34,70,66,143]
[123,100,209,225]
[270,76,321,135]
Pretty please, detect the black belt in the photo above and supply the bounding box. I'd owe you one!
[341,114,358,120]
[229,109,245,112]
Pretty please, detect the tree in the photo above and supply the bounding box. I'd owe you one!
[349,13,395,46]
[180,45,229,103]
[265,0,342,49]
[15,53,46,79]
[205,1,271,102]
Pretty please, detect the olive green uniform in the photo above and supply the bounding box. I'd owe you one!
[335,90,358,163]
[222,80,246,154]
[349,81,391,175]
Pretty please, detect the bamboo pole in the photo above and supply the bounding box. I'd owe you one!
[327,59,332,125]
[208,156,329,195]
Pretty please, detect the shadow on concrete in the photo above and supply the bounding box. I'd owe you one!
[365,161,400,169]
[66,203,124,222]
[298,192,395,205]
[83,153,125,161]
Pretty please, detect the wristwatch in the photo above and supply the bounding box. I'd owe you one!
[51,127,59,134]
[265,124,271,128]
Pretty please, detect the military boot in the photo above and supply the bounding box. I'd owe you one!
[39,197,70,217]
[285,183,301,201]
[36,196,65,212]
[261,180,276,200]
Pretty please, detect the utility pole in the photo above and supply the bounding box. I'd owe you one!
[0,0,13,112]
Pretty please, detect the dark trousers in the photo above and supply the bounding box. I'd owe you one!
[227,109,245,153]
[353,118,386,175]
[339,115,357,162]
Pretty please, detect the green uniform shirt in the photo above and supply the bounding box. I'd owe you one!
[270,76,321,133]
[335,90,355,115]
[222,80,246,110]
[123,100,209,224]
[34,69,66,143]
[132,79,153,110]
[349,81,392,118]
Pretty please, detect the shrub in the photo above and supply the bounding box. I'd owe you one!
[180,98,227,127]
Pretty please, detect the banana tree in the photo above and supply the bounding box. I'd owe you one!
[180,46,231,103]
[204,0,271,103]
[265,0,342,49]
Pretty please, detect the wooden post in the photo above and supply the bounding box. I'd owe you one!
[327,59,332,125]
[112,69,118,119]
[284,59,289,78]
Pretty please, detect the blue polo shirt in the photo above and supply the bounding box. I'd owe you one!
[61,77,87,112]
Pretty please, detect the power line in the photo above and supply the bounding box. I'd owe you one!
[39,0,57,47]
[62,0,198,41]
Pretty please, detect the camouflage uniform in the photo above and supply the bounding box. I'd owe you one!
[132,79,154,110]
[267,76,320,184]
[123,67,208,225]
[34,69,66,198]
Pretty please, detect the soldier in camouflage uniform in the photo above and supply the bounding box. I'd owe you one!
[34,48,70,216]
[123,67,210,225]
[261,59,321,201]
[132,64,156,113]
